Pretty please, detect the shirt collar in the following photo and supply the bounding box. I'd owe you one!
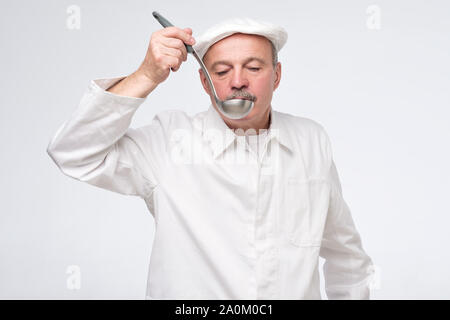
[202,105,294,159]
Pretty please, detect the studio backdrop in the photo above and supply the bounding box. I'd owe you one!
[1,0,449,299]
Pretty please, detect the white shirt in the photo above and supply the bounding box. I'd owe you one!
[245,130,268,164]
[47,77,374,300]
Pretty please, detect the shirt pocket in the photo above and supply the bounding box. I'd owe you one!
[285,177,331,247]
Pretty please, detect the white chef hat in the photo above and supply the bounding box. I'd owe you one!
[193,18,288,60]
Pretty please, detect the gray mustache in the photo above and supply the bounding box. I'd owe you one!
[226,90,256,102]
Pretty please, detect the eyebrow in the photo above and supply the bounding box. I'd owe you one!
[210,57,266,70]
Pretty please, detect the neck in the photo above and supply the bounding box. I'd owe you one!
[222,106,272,135]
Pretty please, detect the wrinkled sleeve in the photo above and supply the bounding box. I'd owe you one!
[47,77,164,199]
[319,160,375,300]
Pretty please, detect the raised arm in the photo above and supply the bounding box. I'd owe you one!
[47,26,195,198]
[107,26,195,98]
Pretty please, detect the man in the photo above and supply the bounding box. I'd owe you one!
[47,17,374,299]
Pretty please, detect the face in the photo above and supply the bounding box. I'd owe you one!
[199,33,281,125]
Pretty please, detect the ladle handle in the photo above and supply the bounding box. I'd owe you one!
[151,11,219,101]
[152,11,194,53]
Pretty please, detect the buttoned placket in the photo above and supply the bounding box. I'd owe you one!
[243,134,280,300]
[202,106,291,299]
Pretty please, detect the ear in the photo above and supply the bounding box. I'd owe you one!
[199,69,211,95]
[273,62,281,91]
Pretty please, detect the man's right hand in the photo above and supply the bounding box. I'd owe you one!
[140,26,195,84]
[107,27,195,98]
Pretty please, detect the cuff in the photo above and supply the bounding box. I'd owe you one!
[92,76,147,102]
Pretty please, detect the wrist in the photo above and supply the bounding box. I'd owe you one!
[125,69,159,98]
[134,67,159,88]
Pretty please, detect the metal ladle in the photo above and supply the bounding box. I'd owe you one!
[152,11,254,120]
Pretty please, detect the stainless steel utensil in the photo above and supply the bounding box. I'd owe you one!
[152,11,254,119]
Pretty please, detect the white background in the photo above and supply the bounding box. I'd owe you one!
[1,0,449,299]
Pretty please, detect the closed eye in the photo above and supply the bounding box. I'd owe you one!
[249,67,260,72]
[216,71,228,76]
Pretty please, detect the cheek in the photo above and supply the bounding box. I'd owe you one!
[212,81,229,100]
[252,74,275,100]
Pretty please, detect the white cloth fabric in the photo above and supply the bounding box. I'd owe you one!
[47,77,375,300]
[245,130,269,164]
[193,18,288,59]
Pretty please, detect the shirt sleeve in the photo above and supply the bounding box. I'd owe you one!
[319,160,375,300]
[47,77,164,199]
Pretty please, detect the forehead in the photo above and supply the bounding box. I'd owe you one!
[203,33,272,64]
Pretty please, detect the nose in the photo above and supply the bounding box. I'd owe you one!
[230,68,249,91]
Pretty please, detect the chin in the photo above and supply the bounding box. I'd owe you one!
[239,105,265,121]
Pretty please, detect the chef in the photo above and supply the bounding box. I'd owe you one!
[47,17,375,299]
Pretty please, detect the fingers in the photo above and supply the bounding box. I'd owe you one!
[158,28,195,71]
[161,26,195,46]
[157,46,186,71]
[160,37,188,61]
[166,56,181,72]
[159,47,184,70]
[143,26,196,84]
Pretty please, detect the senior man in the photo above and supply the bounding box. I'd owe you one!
[47,17,374,300]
